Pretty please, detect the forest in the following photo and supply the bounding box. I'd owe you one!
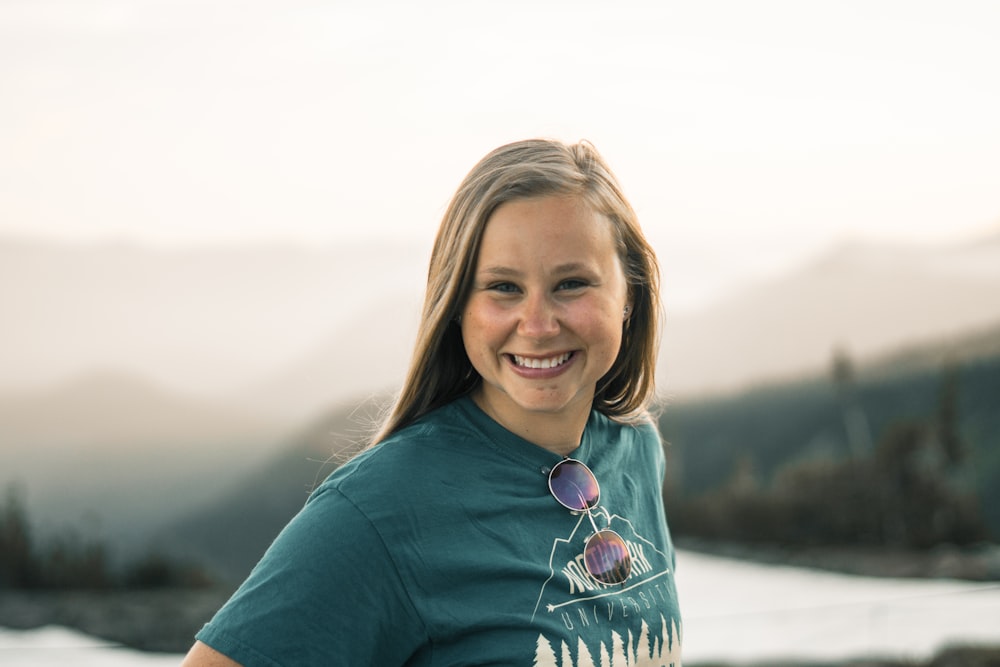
[660,348,1000,555]
[0,482,212,590]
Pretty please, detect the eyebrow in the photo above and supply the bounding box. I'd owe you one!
[476,262,594,277]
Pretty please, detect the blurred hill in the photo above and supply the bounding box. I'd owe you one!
[4,231,1000,573]
[237,293,419,421]
[660,320,1000,554]
[153,395,388,581]
[4,233,1000,415]
[0,236,427,418]
[659,233,1000,398]
[0,371,286,552]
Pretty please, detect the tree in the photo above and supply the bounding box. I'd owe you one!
[831,346,873,458]
[936,361,964,465]
[0,483,40,588]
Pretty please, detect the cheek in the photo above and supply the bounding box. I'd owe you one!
[566,301,625,343]
[461,301,506,352]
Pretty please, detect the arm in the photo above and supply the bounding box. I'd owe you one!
[187,485,426,666]
[181,641,243,667]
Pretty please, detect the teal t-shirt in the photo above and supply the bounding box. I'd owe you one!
[196,396,683,666]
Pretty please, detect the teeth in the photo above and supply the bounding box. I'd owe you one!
[513,353,571,369]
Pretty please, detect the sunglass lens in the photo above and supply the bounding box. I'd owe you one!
[584,530,632,585]
[548,459,600,511]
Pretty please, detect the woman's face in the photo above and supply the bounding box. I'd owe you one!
[461,195,631,444]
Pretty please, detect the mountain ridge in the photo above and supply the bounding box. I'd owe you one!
[0,234,430,399]
[4,231,1000,406]
[658,233,1000,398]
[0,369,290,549]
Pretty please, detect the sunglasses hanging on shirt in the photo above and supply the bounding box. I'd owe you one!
[547,457,632,585]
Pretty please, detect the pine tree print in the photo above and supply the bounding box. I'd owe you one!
[560,640,573,666]
[537,614,683,666]
[533,633,558,667]
[577,637,596,667]
[610,631,626,667]
[636,620,651,662]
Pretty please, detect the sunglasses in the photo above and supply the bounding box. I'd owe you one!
[547,457,632,585]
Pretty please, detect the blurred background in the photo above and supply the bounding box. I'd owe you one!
[2,1,999,664]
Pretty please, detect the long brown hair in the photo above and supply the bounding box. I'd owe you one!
[372,138,661,444]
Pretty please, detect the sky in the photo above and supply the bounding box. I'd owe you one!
[2,0,999,309]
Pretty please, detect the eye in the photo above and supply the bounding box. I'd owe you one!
[488,281,520,294]
[556,279,589,291]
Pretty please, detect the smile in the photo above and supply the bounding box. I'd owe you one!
[510,352,573,369]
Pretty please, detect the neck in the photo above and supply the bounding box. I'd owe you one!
[470,389,589,457]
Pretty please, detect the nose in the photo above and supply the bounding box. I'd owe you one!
[518,293,560,339]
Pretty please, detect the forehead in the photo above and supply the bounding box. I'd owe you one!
[477,195,621,266]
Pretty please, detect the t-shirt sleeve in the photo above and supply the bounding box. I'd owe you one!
[196,485,427,666]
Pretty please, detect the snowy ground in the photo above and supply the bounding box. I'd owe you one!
[2,550,998,666]
[678,550,1000,664]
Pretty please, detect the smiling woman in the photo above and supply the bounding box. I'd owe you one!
[181,139,679,667]
[461,195,633,454]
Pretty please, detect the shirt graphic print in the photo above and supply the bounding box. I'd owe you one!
[530,508,683,666]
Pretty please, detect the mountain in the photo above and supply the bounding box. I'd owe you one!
[0,236,428,410]
[658,325,1000,540]
[4,232,1000,416]
[0,370,288,549]
[237,292,422,421]
[658,236,1000,398]
[858,318,1000,383]
[203,232,1000,421]
[155,395,390,581]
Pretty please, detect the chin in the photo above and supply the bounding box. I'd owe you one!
[513,393,584,416]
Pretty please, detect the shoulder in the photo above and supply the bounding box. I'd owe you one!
[352,398,482,464]
[312,399,482,506]
[586,410,665,479]
[591,410,662,449]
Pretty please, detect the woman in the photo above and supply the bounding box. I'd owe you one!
[182,139,682,666]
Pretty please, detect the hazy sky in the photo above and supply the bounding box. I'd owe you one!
[3,0,999,308]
